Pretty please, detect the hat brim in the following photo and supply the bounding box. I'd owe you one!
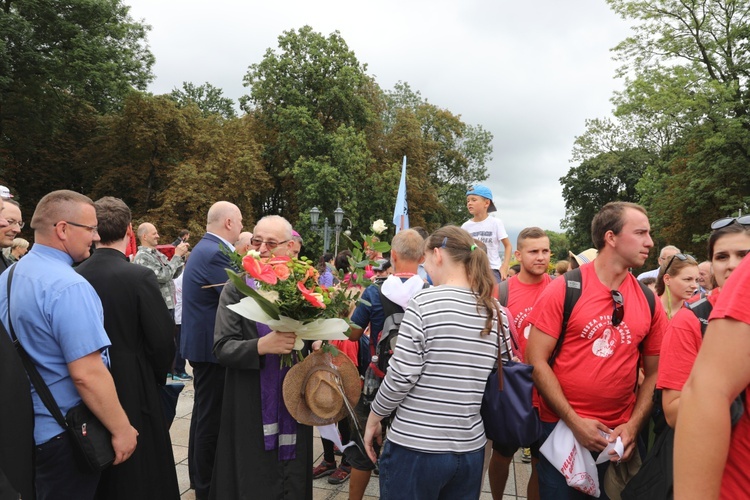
[283,350,361,426]
[488,201,497,213]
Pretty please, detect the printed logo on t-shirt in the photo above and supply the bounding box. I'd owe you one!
[514,306,532,337]
[467,230,494,246]
[592,329,615,358]
[579,316,634,359]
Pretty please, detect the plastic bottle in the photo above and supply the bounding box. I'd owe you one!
[363,355,381,398]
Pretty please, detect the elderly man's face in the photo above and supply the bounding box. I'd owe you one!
[0,203,22,247]
[252,220,292,259]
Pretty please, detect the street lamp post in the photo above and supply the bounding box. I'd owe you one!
[310,206,346,254]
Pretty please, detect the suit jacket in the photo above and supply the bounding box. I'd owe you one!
[181,233,234,363]
[76,248,179,500]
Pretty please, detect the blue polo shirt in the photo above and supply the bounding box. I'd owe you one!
[0,244,111,444]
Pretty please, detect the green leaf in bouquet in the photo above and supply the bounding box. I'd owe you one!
[226,269,281,320]
[371,241,391,253]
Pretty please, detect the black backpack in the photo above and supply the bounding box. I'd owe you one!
[501,268,655,366]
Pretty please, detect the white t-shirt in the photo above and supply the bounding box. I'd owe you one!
[462,216,508,270]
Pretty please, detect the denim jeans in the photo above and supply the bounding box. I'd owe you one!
[537,421,611,500]
[379,441,484,500]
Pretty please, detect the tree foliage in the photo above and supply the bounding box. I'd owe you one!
[563,0,750,260]
[0,22,491,255]
[169,82,237,119]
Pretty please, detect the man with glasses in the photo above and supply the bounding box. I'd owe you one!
[637,244,681,281]
[0,190,138,499]
[526,202,668,499]
[0,200,24,272]
[181,201,243,500]
[210,215,310,499]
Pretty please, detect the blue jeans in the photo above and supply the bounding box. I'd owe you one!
[537,422,610,500]
[379,441,484,500]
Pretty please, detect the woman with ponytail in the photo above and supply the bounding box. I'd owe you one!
[363,225,509,499]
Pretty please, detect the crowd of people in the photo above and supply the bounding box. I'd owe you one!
[0,183,749,500]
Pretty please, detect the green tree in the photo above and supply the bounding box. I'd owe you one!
[545,230,571,263]
[240,26,375,220]
[607,0,750,245]
[1,0,154,204]
[169,82,237,119]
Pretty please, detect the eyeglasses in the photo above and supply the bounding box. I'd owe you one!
[663,253,696,276]
[250,237,288,250]
[6,219,24,229]
[611,290,624,327]
[55,221,98,234]
[711,215,750,230]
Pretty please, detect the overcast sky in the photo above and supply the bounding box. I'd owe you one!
[124,0,633,248]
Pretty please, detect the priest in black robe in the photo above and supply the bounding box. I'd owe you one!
[76,196,179,500]
[210,215,313,500]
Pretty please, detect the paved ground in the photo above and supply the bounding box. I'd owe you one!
[170,374,532,500]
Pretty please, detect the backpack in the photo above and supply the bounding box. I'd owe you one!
[504,268,656,366]
[685,296,745,425]
[370,282,429,378]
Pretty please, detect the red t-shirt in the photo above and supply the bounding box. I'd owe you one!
[656,291,721,391]
[507,274,552,356]
[708,257,750,499]
[527,263,668,427]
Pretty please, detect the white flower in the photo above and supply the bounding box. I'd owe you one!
[247,249,261,258]
[256,290,279,303]
[372,219,387,234]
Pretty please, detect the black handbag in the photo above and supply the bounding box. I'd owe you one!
[5,264,114,473]
[480,308,543,448]
[620,426,674,500]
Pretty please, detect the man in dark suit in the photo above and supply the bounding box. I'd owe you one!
[181,201,243,500]
[76,197,179,500]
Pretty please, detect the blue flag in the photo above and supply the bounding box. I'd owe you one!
[393,156,409,233]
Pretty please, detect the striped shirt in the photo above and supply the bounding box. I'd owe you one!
[371,286,510,453]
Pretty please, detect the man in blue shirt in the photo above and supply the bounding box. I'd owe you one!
[0,190,138,500]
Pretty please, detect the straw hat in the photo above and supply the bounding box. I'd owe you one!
[568,248,598,269]
[283,350,361,426]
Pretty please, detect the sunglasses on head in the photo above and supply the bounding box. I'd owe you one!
[663,253,696,276]
[711,215,750,230]
[611,290,624,327]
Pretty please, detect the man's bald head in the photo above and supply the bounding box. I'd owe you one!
[206,201,243,243]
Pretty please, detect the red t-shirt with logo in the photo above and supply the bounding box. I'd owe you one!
[708,256,750,499]
[507,274,552,356]
[527,263,668,427]
[656,291,720,391]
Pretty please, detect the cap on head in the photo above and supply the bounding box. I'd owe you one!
[466,185,497,213]
[0,186,13,199]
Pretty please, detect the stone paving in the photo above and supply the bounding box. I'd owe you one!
[170,374,531,500]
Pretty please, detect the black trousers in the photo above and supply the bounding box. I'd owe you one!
[35,432,100,500]
[188,361,225,500]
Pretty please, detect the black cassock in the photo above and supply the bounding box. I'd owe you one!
[77,248,179,500]
[210,282,313,500]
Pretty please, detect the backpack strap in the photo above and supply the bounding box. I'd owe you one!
[498,279,509,307]
[686,296,712,337]
[549,267,583,368]
[638,280,656,319]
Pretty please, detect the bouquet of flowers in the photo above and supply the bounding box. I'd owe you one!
[225,251,355,366]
